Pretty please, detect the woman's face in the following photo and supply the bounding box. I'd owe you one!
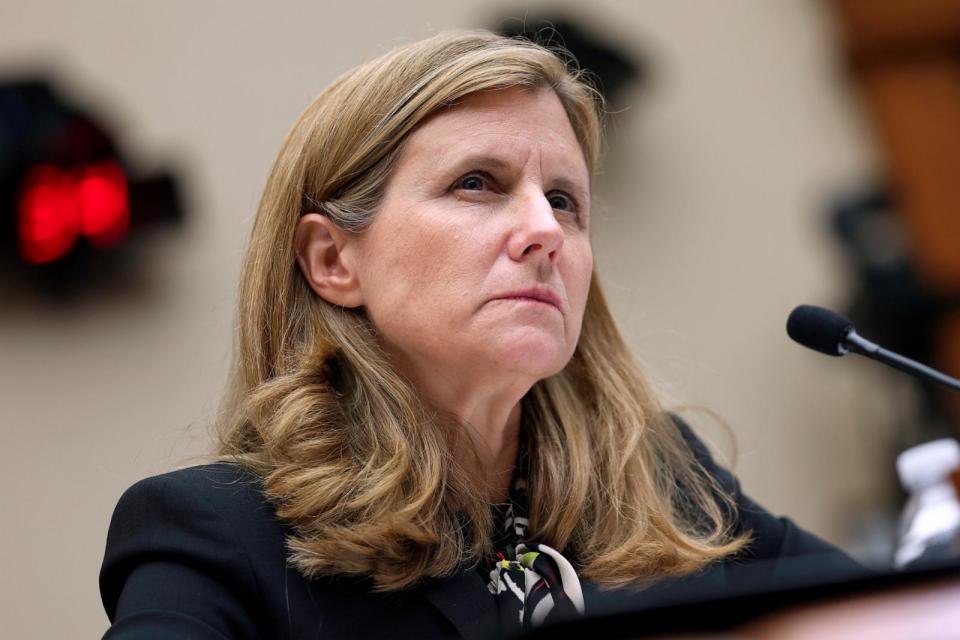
[353,87,593,390]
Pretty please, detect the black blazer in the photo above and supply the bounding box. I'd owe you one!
[100,424,862,639]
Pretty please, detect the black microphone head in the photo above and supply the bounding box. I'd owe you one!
[786,305,854,356]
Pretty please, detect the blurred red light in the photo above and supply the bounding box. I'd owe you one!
[17,165,80,264]
[16,161,130,264]
[78,161,129,248]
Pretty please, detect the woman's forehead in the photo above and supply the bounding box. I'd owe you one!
[398,87,589,180]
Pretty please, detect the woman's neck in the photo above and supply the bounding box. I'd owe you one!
[483,405,522,503]
[420,379,526,502]
[381,346,529,501]
[445,392,523,503]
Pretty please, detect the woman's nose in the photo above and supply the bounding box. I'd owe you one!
[507,190,564,263]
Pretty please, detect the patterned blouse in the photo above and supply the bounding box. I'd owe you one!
[482,463,585,636]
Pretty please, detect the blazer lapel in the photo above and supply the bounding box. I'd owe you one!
[417,568,498,640]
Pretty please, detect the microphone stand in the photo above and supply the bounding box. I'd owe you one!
[842,330,960,392]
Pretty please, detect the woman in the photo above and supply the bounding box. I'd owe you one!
[100,30,854,639]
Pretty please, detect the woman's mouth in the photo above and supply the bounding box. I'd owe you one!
[492,288,563,311]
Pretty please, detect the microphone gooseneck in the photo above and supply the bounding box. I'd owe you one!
[787,305,960,392]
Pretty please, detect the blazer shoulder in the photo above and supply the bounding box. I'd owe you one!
[667,412,738,494]
[103,461,283,567]
[124,461,265,498]
[109,463,277,541]
[667,413,863,571]
[100,462,288,638]
[101,463,484,639]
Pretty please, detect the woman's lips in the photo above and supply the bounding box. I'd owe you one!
[492,288,563,311]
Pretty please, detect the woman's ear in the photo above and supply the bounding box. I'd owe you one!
[294,213,364,308]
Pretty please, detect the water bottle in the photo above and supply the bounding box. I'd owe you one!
[893,438,960,569]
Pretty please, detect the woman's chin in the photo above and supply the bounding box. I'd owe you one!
[484,336,573,381]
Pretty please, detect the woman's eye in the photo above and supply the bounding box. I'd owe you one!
[547,192,575,212]
[456,174,487,191]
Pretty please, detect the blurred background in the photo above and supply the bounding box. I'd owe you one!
[4,1,960,637]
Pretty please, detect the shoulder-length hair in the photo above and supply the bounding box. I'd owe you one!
[217,29,748,591]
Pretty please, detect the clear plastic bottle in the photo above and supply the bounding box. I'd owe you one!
[893,438,960,569]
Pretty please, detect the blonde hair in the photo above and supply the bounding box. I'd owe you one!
[217,29,748,591]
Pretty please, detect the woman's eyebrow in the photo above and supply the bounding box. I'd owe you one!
[439,153,515,173]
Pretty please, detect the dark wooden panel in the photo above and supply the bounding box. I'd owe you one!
[858,57,960,292]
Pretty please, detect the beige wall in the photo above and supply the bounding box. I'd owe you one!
[1,1,891,637]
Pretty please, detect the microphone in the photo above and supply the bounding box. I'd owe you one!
[787,305,960,392]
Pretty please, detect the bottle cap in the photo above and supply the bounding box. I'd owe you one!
[897,438,960,492]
